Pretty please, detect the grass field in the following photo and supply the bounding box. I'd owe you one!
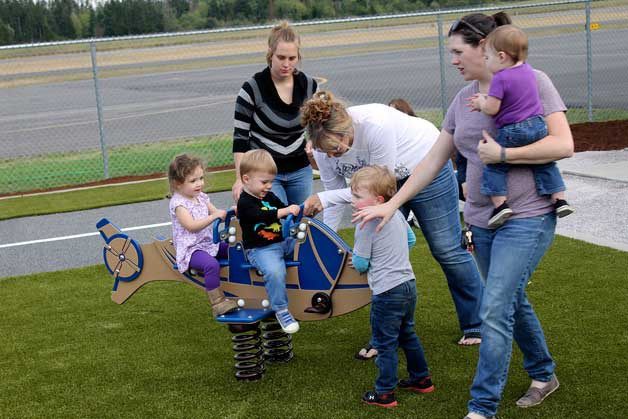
[0,170,235,221]
[1,231,626,418]
[0,135,233,195]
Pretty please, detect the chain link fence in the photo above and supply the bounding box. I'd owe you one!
[1,0,626,195]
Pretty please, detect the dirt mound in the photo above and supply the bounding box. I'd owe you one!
[571,120,628,152]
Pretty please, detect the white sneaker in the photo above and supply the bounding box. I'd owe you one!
[275,309,299,334]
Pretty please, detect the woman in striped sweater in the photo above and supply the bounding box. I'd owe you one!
[232,21,318,205]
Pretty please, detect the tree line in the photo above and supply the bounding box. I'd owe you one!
[0,0,511,46]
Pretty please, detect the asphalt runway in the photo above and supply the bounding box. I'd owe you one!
[2,29,628,158]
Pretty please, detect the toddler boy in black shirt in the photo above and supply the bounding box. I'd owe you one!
[236,150,301,333]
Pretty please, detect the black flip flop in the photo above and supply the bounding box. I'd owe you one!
[354,343,378,361]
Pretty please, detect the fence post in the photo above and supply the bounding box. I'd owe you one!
[437,14,448,119]
[585,0,593,122]
[90,41,109,179]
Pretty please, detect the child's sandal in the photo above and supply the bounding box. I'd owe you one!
[355,343,378,360]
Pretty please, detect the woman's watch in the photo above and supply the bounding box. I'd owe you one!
[500,146,507,163]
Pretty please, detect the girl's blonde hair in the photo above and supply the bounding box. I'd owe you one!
[168,154,204,193]
[485,24,528,62]
[350,165,397,202]
[239,149,277,179]
[266,20,301,73]
[301,90,353,152]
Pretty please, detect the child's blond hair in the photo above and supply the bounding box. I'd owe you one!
[350,165,397,202]
[239,149,277,179]
[485,24,528,62]
[168,153,204,193]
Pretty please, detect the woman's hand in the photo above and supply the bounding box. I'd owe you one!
[232,179,243,203]
[305,140,319,170]
[477,130,503,165]
[351,201,396,232]
[303,194,323,216]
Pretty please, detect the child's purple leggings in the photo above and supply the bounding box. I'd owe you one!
[188,242,229,291]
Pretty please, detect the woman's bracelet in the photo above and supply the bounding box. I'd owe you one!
[500,146,507,163]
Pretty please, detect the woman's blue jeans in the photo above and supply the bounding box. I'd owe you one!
[468,213,557,417]
[245,238,296,312]
[271,165,313,205]
[371,279,430,393]
[398,160,483,335]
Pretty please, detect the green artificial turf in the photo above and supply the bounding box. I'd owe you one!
[1,232,626,418]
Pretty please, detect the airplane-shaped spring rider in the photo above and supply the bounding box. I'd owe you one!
[96,207,371,380]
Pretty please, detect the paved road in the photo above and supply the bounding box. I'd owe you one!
[2,29,628,158]
[0,180,353,277]
[1,159,627,278]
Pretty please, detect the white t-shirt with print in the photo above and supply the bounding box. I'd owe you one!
[314,103,439,230]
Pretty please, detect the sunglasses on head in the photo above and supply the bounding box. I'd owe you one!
[448,19,487,38]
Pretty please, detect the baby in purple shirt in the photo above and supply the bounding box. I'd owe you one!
[469,25,574,228]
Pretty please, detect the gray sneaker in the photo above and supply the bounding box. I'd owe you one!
[516,374,560,408]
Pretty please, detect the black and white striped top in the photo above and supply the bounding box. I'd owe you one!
[233,67,317,173]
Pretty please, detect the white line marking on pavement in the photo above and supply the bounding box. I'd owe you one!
[0,222,171,249]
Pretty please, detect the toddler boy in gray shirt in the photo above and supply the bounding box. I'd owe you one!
[351,165,434,408]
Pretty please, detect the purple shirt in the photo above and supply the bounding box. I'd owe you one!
[443,70,567,228]
[489,63,544,128]
[169,192,220,273]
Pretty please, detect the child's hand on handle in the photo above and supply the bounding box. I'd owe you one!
[213,209,228,221]
[287,204,301,217]
[477,130,503,164]
[278,204,301,219]
[351,201,397,233]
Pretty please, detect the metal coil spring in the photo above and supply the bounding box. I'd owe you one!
[261,318,293,363]
[231,325,265,381]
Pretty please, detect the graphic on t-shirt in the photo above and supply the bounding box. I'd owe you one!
[334,157,368,178]
[394,163,410,179]
[254,200,282,241]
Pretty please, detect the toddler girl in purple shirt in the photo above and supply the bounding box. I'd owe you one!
[469,25,574,228]
[168,154,237,318]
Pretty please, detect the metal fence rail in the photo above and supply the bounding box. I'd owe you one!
[1,0,626,195]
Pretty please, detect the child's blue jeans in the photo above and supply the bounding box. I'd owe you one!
[245,238,296,312]
[371,279,430,393]
[482,115,566,197]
